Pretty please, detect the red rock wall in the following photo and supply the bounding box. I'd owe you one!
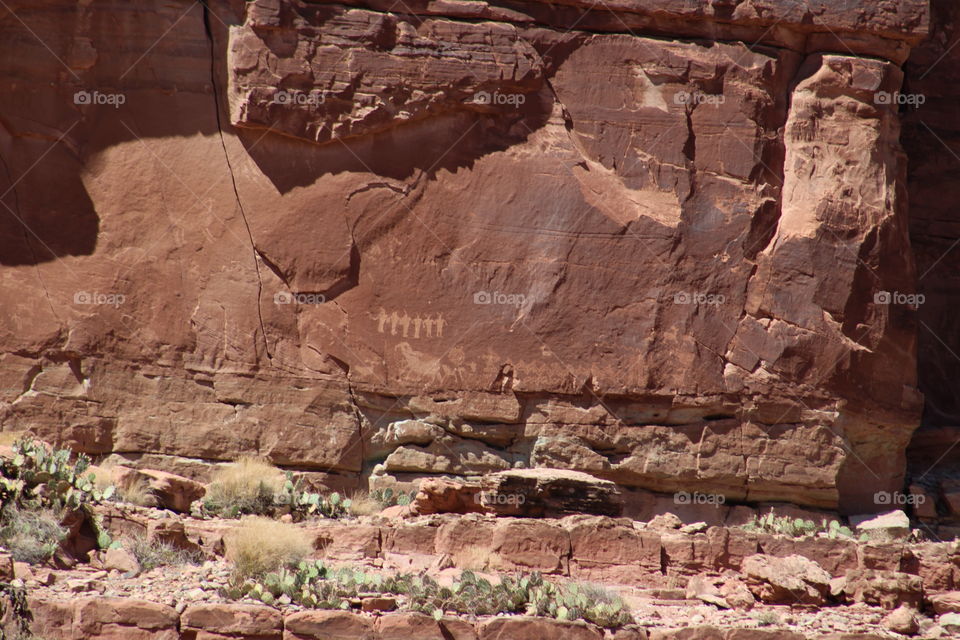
[902,0,960,517]
[0,0,936,513]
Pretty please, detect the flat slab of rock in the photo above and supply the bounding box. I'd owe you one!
[411,469,622,517]
[851,511,910,541]
[477,469,623,517]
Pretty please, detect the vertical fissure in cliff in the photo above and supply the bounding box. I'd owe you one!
[199,0,272,360]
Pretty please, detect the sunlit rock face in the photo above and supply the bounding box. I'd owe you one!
[0,0,935,513]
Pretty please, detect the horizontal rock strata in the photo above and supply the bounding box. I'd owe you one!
[0,0,940,513]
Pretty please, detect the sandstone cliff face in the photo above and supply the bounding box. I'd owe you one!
[0,0,936,513]
[902,0,960,516]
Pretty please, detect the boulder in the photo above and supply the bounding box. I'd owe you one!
[0,553,14,582]
[940,613,960,633]
[883,605,920,636]
[368,420,446,458]
[74,597,178,640]
[377,612,477,640]
[181,603,282,638]
[649,627,724,640]
[103,546,140,574]
[741,554,832,605]
[488,519,570,573]
[719,577,757,611]
[686,575,729,608]
[647,513,684,531]
[478,617,602,640]
[411,478,484,516]
[478,468,623,517]
[285,610,376,640]
[757,534,858,575]
[23,597,74,639]
[361,597,397,612]
[112,466,206,513]
[852,511,911,541]
[311,524,382,563]
[929,591,960,614]
[411,469,623,518]
[840,569,923,609]
[566,515,661,584]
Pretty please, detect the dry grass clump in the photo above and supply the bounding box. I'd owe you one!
[204,457,286,516]
[225,516,313,581]
[0,430,27,447]
[124,534,202,571]
[0,505,66,564]
[347,491,382,517]
[90,462,156,507]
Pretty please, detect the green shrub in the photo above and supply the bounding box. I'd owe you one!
[0,506,66,564]
[0,438,113,511]
[203,459,351,520]
[741,510,856,539]
[0,438,119,563]
[225,564,633,629]
[371,487,416,509]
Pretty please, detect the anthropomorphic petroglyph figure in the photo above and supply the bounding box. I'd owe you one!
[389,311,401,336]
[435,314,446,338]
[412,315,423,339]
[377,308,389,334]
[424,316,435,338]
[400,312,411,338]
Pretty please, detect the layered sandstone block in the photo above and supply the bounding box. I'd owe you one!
[0,0,932,512]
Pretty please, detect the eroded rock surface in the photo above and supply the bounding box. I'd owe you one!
[0,0,941,513]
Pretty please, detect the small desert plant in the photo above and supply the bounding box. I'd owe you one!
[279,473,352,520]
[123,534,201,571]
[226,565,633,628]
[370,487,415,509]
[0,439,119,561]
[821,518,856,539]
[225,516,313,581]
[756,609,780,627]
[92,463,155,507]
[204,458,286,517]
[0,506,67,564]
[0,438,114,511]
[346,491,382,517]
[742,510,856,539]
